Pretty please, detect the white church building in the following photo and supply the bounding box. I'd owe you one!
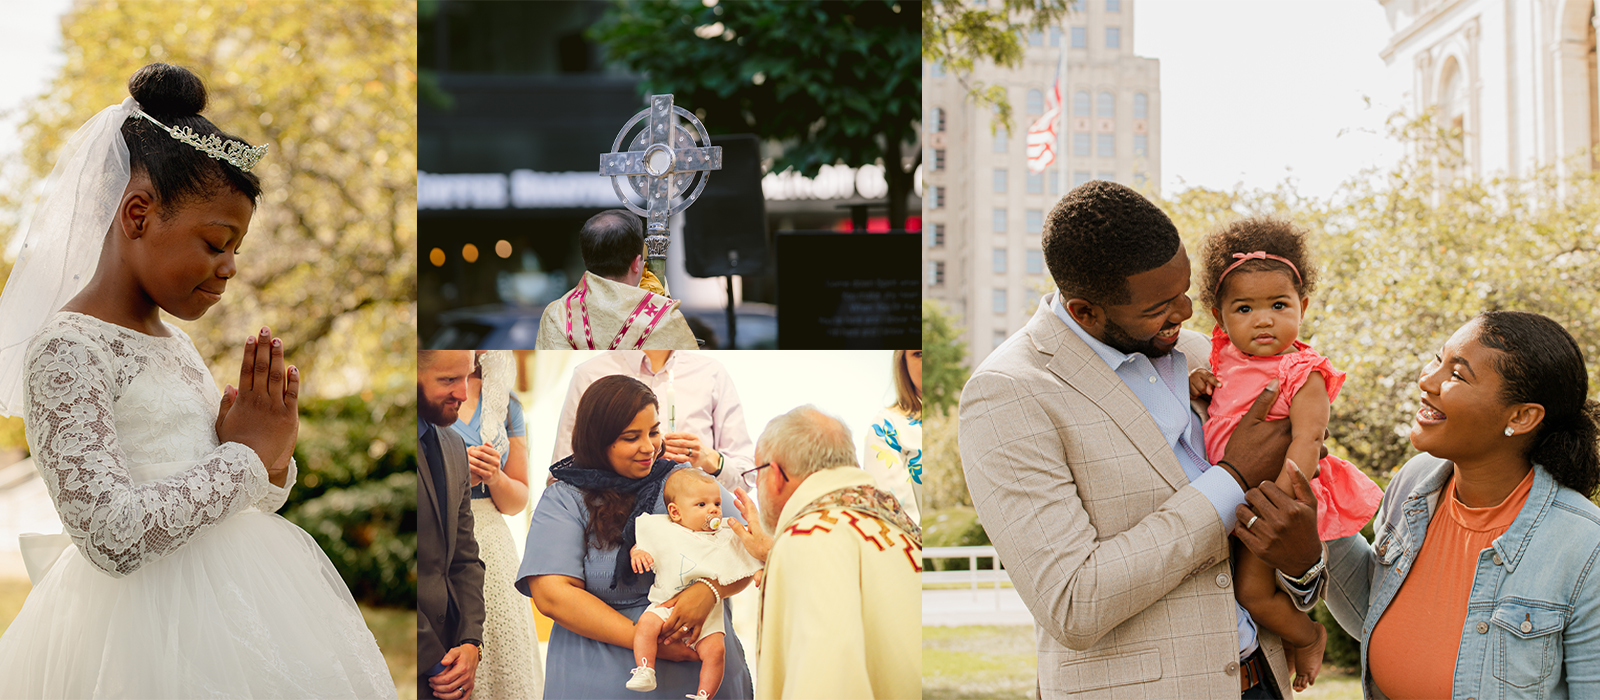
[1380,0,1600,177]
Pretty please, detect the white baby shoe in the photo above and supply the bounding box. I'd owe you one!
[626,663,657,692]
[685,692,710,700]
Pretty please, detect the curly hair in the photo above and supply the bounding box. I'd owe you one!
[1042,180,1181,306]
[1475,311,1600,498]
[1196,216,1319,315]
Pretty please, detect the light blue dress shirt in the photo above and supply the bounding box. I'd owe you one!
[1050,297,1262,658]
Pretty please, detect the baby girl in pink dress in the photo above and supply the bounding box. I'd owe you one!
[1189,217,1383,691]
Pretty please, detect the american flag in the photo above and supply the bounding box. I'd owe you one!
[1026,67,1062,173]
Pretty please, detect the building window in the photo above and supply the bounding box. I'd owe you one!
[1071,26,1086,48]
[993,126,1008,153]
[1134,134,1147,157]
[928,223,945,247]
[1049,26,1061,47]
[931,186,945,208]
[1026,249,1044,274]
[993,329,1007,348]
[931,106,946,132]
[1025,209,1043,233]
[1026,171,1043,194]
[1098,171,1116,183]
[1134,171,1147,187]
[1106,27,1121,49]
[993,288,1008,314]
[993,248,1007,274]
[933,148,947,170]
[1049,171,1060,195]
[1073,90,1090,117]
[993,168,1008,193]
[929,62,945,78]
[930,260,945,286]
[1073,170,1091,187]
[1026,89,1044,114]
[1097,133,1115,158]
[993,208,1007,232]
[1027,29,1043,46]
[1073,132,1091,156]
[1097,91,1115,118]
[1106,0,1121,11]
[1134,92,1148,119]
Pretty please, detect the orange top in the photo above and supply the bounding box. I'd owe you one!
[1367,467,1535,699]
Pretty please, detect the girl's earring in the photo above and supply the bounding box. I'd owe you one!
[1504,427,1515,437]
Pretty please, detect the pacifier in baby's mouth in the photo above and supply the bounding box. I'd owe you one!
[706,517,732,531]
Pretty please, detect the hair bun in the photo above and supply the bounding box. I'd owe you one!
[127,63,207,117]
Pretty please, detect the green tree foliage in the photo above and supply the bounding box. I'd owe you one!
[922,0,1073,133]
[589,0,922,229]
[0,1,418,604]
[922,299,971,418]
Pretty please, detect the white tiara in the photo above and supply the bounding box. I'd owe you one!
[130,109,267,173]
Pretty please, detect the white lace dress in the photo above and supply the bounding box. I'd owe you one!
[0,313,392,699]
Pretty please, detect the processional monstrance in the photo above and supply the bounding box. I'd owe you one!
[599,94,722,298]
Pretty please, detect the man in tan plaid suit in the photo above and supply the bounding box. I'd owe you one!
[960,182,1327,698]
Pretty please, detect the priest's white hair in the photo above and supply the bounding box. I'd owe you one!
[757,405,857,479]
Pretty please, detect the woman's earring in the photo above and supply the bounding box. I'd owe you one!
[1504,427,1515,437]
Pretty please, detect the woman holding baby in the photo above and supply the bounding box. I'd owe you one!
[516,375,755,699]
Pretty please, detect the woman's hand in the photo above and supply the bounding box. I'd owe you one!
[216,326,299,488]
[466,444,501,488]
[657,580,716,645]
[663,432,720,474]
[631,546,655,574]
[728,488,773,562]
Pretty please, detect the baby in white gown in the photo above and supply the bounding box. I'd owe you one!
[626,469,762,700]
[0,62,390,699]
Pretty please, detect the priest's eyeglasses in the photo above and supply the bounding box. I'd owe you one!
[741,461,788,482]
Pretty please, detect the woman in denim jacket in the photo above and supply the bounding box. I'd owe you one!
[1324,311,1600,699]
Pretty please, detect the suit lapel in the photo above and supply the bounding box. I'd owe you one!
[1031,297,1191,493]
[418,427,445,532]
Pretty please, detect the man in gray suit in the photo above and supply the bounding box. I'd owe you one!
[960,182,1326,698]
[418,350,485,700]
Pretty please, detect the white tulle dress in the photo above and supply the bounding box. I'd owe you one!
[0,312,392,699]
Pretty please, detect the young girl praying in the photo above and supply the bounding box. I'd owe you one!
[0,63,388,697]
[1189,217,1384,692]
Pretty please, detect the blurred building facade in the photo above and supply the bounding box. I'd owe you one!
[1378,0,1600,177]
[922,0,1160,367]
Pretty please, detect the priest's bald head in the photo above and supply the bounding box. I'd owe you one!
[753,405,858,532]
[580,209,647,287]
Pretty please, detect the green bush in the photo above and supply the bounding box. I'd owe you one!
[282,394,416,607]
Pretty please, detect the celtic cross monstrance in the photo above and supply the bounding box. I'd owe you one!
[599,94,723,296]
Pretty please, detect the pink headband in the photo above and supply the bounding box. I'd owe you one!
[1215,251,1302,300]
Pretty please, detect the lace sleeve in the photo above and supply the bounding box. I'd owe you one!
[254,457,296,513]
[23,330,271,578]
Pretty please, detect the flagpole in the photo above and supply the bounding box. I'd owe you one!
[1058,24,1068,200]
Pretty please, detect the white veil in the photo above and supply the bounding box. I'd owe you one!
[0,97,136,417]
[476,351,514,459]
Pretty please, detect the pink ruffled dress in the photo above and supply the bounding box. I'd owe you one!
[1203,326,1383,540]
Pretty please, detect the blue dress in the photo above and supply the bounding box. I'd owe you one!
[516,464,753,699]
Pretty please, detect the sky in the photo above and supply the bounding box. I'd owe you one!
[0,0,72,163]
[1133,0,1402,201]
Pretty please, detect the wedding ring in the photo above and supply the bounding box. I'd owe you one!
[1245,515,1259,530]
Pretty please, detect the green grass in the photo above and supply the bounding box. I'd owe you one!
[924,624,1367,699]
[361,603,416,700]
[3,579,413,699]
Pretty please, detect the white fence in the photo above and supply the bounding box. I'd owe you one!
[922,545,1010,589]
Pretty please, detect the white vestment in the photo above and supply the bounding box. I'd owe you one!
[536,271,697,350]
[756,467,922,700]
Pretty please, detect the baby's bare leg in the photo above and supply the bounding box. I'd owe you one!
[1233,538,1326,689]
[694,632,726,698]
[634,611,665,669]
